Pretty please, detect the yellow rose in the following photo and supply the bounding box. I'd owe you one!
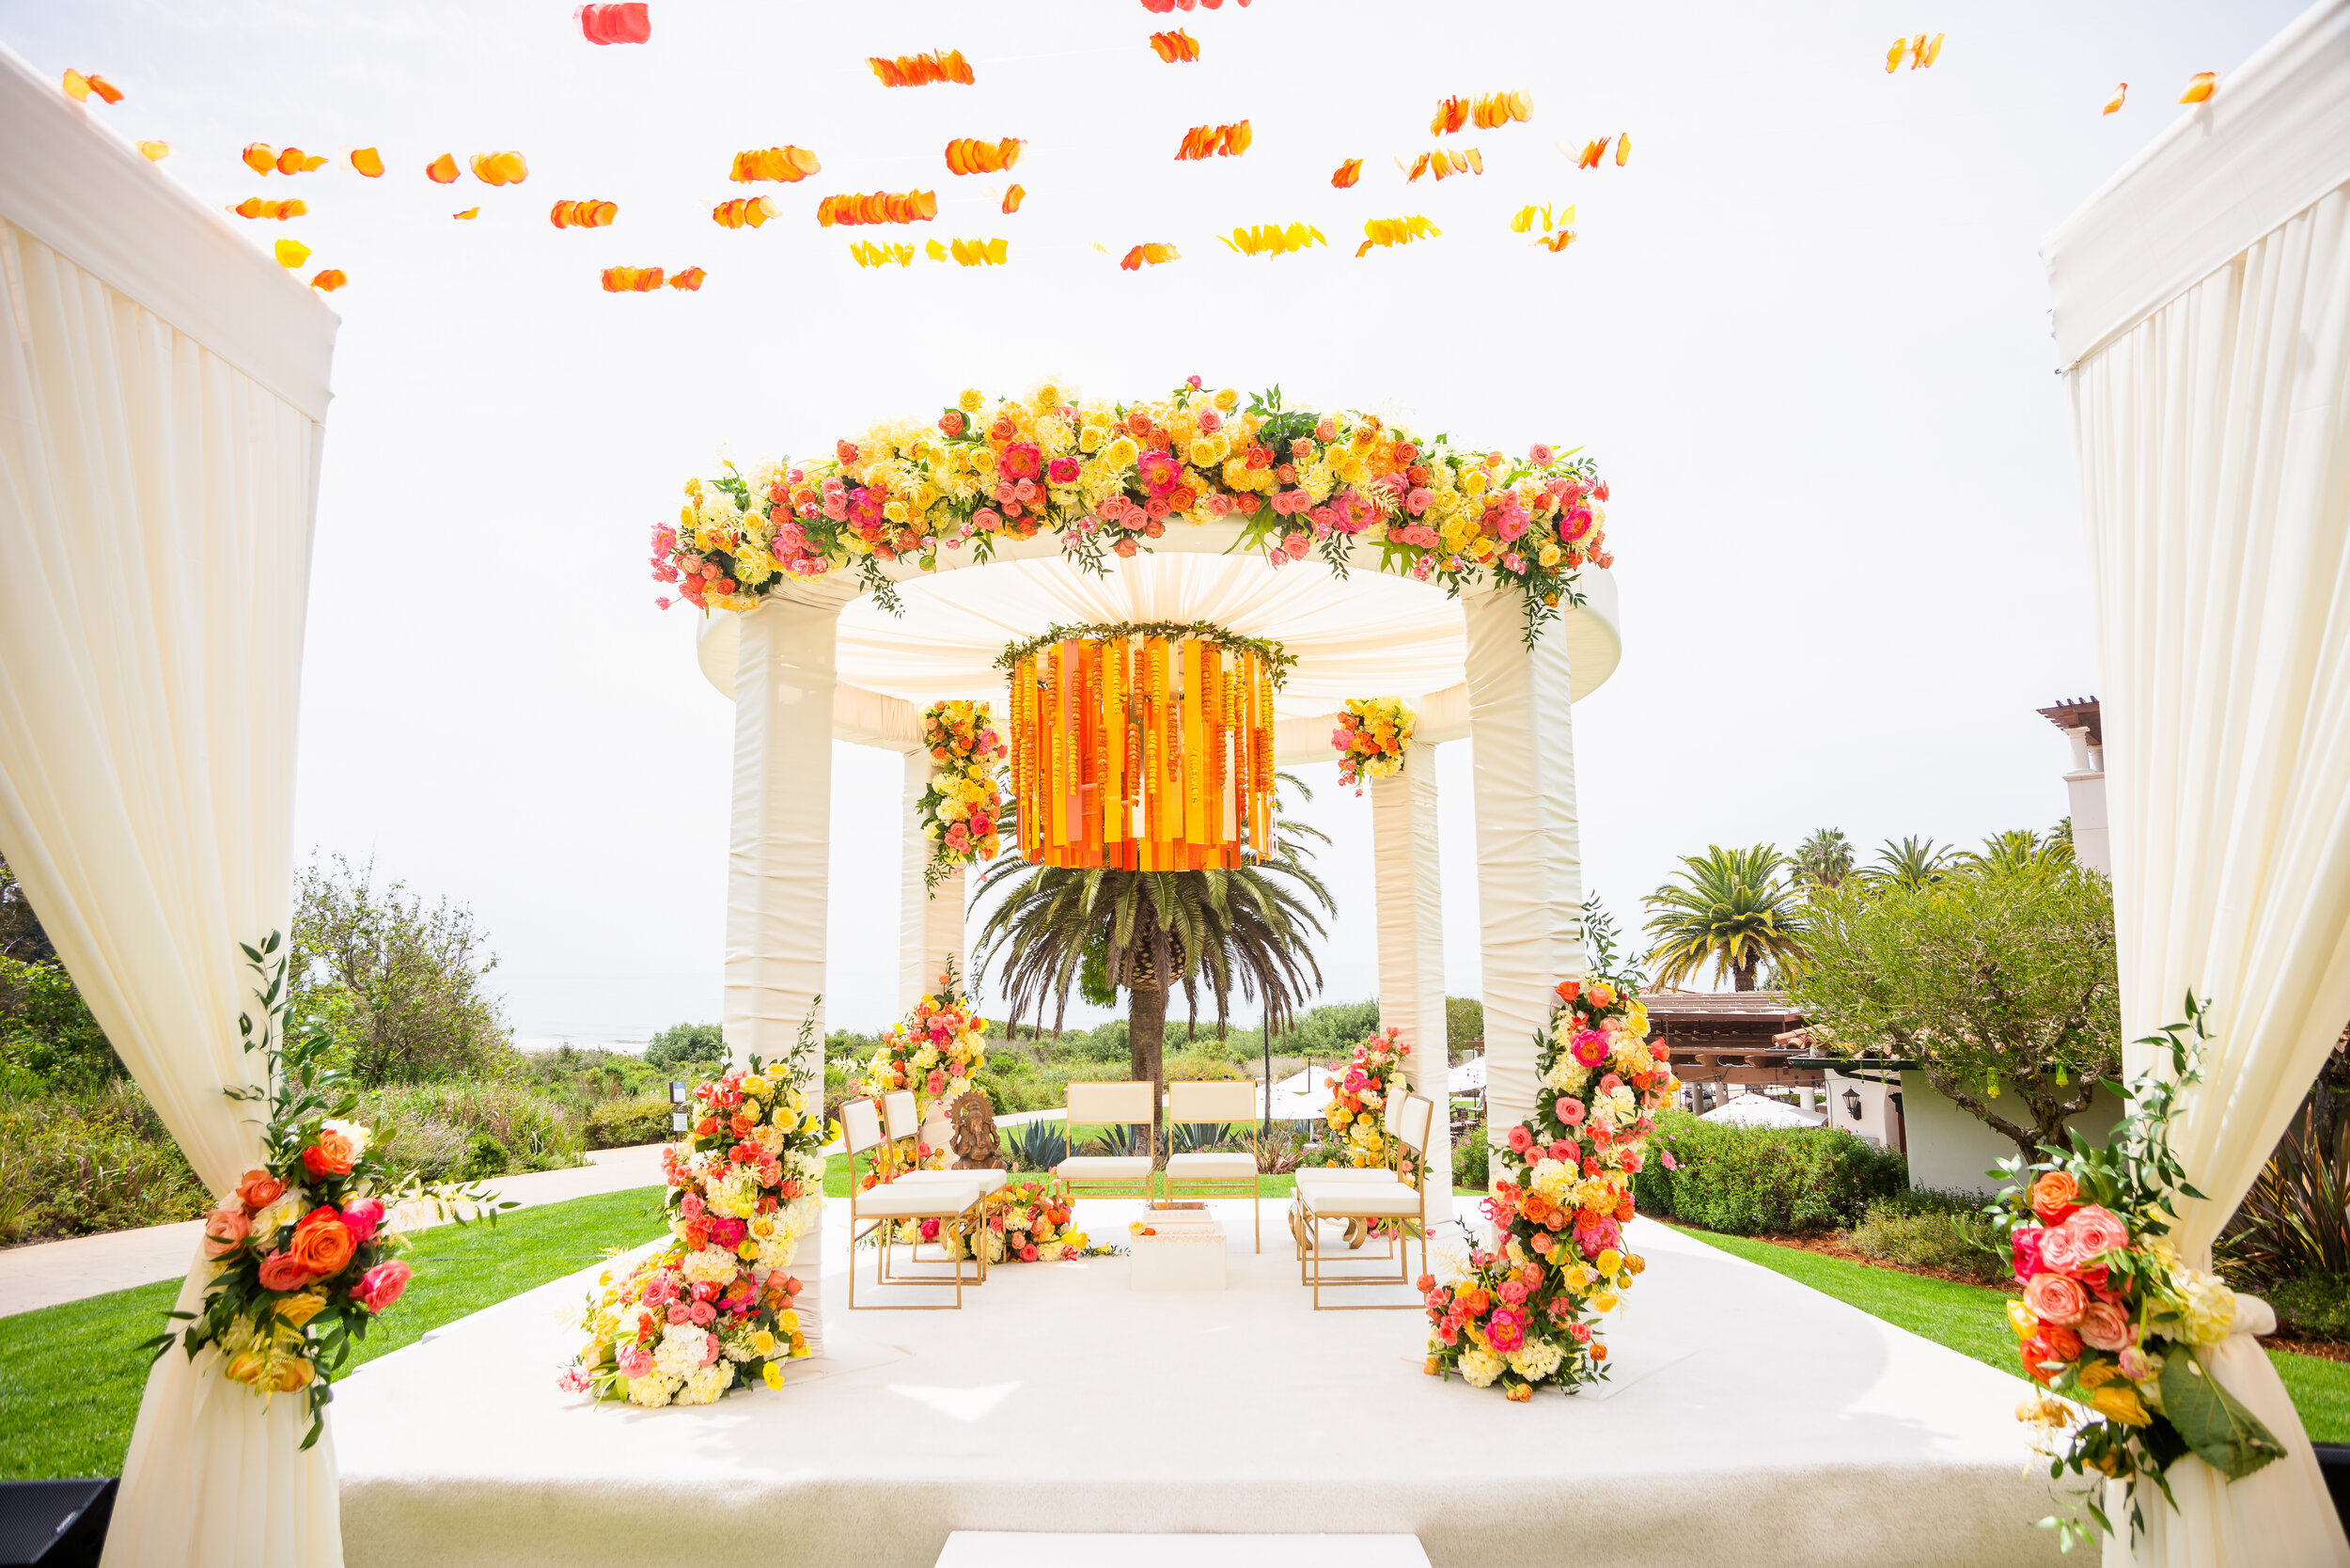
[1590,1291,1620,1313]
[2087,1383,2151,1428]
[1079,425,1107,454]
[751,1329,777,1357]
[1214,387,1239,412]
[778,1309,800,1331]
[957,388,984,414]
[276,1289,328,1328]
[1104,436,1139,470]
[1462,468,1489,496]
[1032,384,1060,410]
[737,1240,759,1259]
[883,500,907,524]
[1594,1247,1622,1278]
[1188,437,1224,468]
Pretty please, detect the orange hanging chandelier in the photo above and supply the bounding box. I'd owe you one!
[1001,621,1291,871]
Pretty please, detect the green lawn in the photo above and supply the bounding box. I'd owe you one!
[0,1185,672,1482]
[1674,1225,2350,1443]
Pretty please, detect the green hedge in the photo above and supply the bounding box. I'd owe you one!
[1633,1109,1907,1235]
[584,1095,673,1150]
[0,1082,208,1244]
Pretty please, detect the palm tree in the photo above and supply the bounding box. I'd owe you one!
[1642,844,1809,992]
[1864,836,1952,891]
[1954,827,2076,878]
[1791,827,1856,889]
[974,776,1334,1144]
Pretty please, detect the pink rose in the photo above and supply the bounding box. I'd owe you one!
[258,1251,313,1292]
[1507,1125,1535,1155]
[1529,444,1555,464]
[690,1300,716,1326]
[202,1208,251,1260]
[339,1196,385,1245]
[667,1304,690,1325]
[699,1332,723,1365]
[2064,1205,2130,1259]
[2076,1299,2132,1353]
[2022,1271,2087,1326]
[2011,1226,2046,1284]
[2037,1222,2087,1274]
[352,1260,412,1313]
[617,1346,652,1378]
[1558,1099,1586,1126]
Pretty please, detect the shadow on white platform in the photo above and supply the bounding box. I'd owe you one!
[333,1200,2066,1568]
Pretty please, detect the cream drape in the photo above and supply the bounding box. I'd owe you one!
[1371,750,1452,1223]
[899,749,968,1013]
[1461,588,1584,1186]
[0,42,338,1568]
[2059,170,2350,1568]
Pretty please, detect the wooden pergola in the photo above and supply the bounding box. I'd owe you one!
[1639,992,1825,1107]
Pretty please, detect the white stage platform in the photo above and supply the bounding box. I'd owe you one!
[334,1200,2066,1568]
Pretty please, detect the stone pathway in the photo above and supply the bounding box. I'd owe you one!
[0,1143,669,1319]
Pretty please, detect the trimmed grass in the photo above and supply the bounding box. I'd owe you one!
[1674,1225,2350,1443]
[0,1185,670,1482]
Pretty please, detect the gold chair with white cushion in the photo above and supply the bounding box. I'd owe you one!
[1161,1079,1263,1250]
[881,1089,1010,1197]
[840,1095,983,1309]
[1291,1086,1415,1265]
[1295,1091,1434,1309]
[1053,1081,1156,1202]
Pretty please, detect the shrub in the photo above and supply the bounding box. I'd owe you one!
[1453,1119,1490,1190]
[585,1094,673,1149]
[359,1079,585,1182]
[0,1081,209,1243]
[0,956,120,1091]
[1634,1109,1906,1235]
[1847,1189,2009,1283]
[2269,1273,2350,1344]
[647,1022,725,1072]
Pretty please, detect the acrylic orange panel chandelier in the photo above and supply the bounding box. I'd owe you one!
[1000,621,1291,871]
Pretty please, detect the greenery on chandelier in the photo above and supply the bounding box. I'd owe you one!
[994,620,1296,684]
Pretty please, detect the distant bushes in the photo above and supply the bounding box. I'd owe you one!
[358,1081,586,1183]
[1634,1109,1906,1235]
[1847,1188,2009,1283]
[585,1095,673,1150]
[0,1082,209,1243]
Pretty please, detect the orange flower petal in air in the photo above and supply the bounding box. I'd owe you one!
[452,208,479,219]
[851,242,916,268]
[309,269,347,292]
[944,238,1008,267]
[1119,243,1179,271]
[350,147,384,178]
[1885,37,1907,72]
[243,143,278,175]
[814,190,938,227]
[1354,214,1440,259]
[601,266,666,292]
[2102,83,2127,116]
[1615,133,1630,166]
[87,73,123,103]
[1330,158,1362,189]
[1149,29,1199,63]
[136,140,171,161]
[1219,222,1324,258]
[276,147,327,175]
[470,151,529,185]
[668,267,707,290]
[944,137,1025,176]
[61,69,90,102]
[711,196,776,228]
[63,70,122,104]
[1430,96,1469,135]
[730,147,822,183]
[1469,90,1531,130]
[1536,228,1577,253]
[1919,33,1945,68]
[869,51,975,87]
[2179,71,2217,103]
[232,197,307,220]
[1575,138,1606,169]
[1001,183,1025,215]
[274,238,311,268]
[1173,121,1250,161]
[426,153,460,183]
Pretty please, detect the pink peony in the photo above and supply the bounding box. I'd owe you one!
[339,1196,385,1245]
[1572,1031,1609,1067]
[2022,1271,2088,1326]
[352,1259,412,1313]
[2064,1205,2131,1259]
[2076,1299,2131,1353]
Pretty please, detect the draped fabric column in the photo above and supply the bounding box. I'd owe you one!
[727,588,852,1355]
[1371,745,1452,1224]
[899,747,968,1013]
[2043,8,2350,1561]
[0,44,340,1568]
[1462,588,1584,1189]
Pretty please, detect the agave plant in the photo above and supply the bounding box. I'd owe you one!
[1005,1120,1069,1173]
[1168,1120,1235,1154]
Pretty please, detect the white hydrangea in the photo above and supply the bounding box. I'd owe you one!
[654,1324,713,1380]
[2170,1266,2237,1346]
[1528,1159,1576,1202]
[785,1151,826,1185]
[703,1171,760,1220]
[913,1044,940,1071]
[682,1245,740,1286]
[755,1234,799,1272]
[1506,1339,1565,1383]
[676,1363,733,1406]
[625,1371,681,1408]
[1459,1346,1507,1388]
[1542,1057,1590,1095]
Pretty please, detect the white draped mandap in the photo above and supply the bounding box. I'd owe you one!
[2043,1,2350,1564]
[690,533,1624,1341]
[0,41,343,1568]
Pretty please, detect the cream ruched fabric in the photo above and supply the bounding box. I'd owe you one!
[1371,751,1452,1223]
[1461,586,1584,1188]
[2051,55,2350,1563]
[899,748,968,1012]
[0,45,341,1568]
[728,590,858,1355]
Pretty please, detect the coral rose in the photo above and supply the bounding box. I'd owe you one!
[2064,1204,2131,1259]
[289,1208,357,1278]
[301,1128,356,1180]
[2022,1271,2087,1326]
[353,1260,413,1313]
[202,1208,251,1260]
[2076,1299,2132,1353]
[234,1169,287,1212]
[258,1251,313,1292]
[2029,1169,2080,1224]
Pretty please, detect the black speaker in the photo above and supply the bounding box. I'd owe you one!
[0,1480,115,1568]
[2319,1445,2350,1536]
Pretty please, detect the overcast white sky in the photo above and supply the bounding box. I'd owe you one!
[2,0,2307,1042]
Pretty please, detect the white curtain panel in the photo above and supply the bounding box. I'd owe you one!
[2065,181,2350,1568]
[899,748,968,1012]
[1462,587,1585,1186]
[1371,752,1453,1222]
[727,591,856,1353]
[0,223,337,1562]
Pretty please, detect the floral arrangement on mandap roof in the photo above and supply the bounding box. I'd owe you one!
[152,937,505,1447]
[1324,1027,1412,1170]
[1332,696,1415,793]
[650,379,1612,643]
[1997,995,2283,1549]
[1422,906,1679,1400]
[562,1038,825,1408]
[916,699,1005,889]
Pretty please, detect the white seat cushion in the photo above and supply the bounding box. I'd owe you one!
[1054,1155,1153,1181]
[1295,1167,1402,1187]
[1306,1184,1424,1218]
[900,1168,1010,1195]
[1164,1152,1258,1180]
[855,1180,979,1218]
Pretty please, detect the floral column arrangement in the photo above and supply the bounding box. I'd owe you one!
[1323,1027,1412,1169]
[916,698,1004,890]
[860,972,991,1122]
[1421,968,1679,1400]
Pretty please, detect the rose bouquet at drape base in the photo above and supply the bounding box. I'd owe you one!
[1996,996,2285,1548]
[1324,1027,1411,1169]
[916,699,1005,889]
[564,1057,824,1407]
[858,971,989,1116]
[938,1180,1092,1263]
[149,936,501,1447]
[1423,968,1678,1401]
[1331,696,1415,793]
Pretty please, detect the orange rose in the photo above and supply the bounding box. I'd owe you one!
[301,1129,356,1180]
[235,1169,287,1212]
[288,1208,356,1278]
[2029,1170,2081,1224]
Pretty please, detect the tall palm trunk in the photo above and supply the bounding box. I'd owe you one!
[1127,979,1167,1153]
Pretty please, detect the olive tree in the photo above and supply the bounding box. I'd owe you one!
[1787,856,2120,1163]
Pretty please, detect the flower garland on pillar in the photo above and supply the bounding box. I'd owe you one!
[1422,954,1679,1400]
[1331,696,1415,794]
[916,699,1005,890]
[857,970,989,1120]
[1322,1027,1412,1168]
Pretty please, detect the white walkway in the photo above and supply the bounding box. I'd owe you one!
[0,1143,668,1318]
